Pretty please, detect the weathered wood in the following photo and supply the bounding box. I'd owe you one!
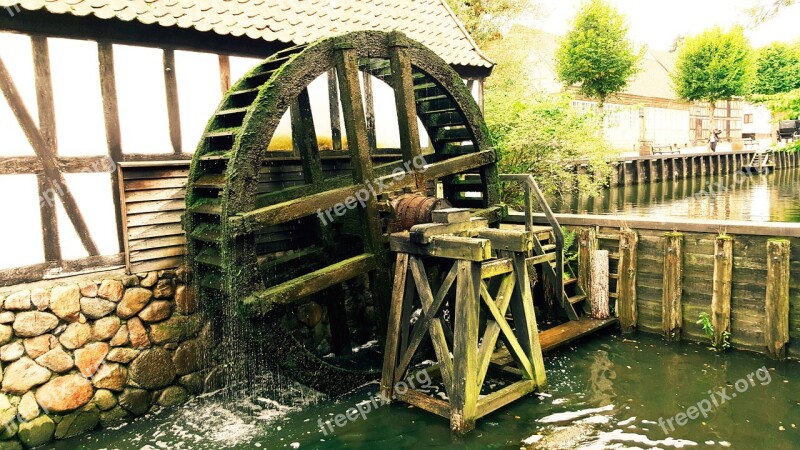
[327,68,342,151]
[508,251,546,388]
[475,271,516,388]
[618,229,638,333]
[662,232,684,340]
[451,259,480,434]
[0,53,100,256]
[431,208,472,224]
[480,258,513,279]
[480,281,533,380]
[218,54,231,95]
[711,235,733,348]
[0,254,125,287]
[409,218,488,244]
[590,250,610,319]
[475,379,536,419]
[389,233,492,261]
[163,49,182,154]
[290,88,323,182]
[474,228,533,252]
[363,69,377,152]
[241,253,376,316]
[31,36,61,264]
[389,36,424,189]
[380,252,409,401]
[765,239,790,359]
[395,389,450,419]
[577,227,597,302]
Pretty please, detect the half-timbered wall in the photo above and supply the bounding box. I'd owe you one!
[0,29,485,285]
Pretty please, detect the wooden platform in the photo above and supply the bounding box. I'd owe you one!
[492,317,618,366]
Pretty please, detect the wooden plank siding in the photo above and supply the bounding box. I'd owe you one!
[549,215,800,357]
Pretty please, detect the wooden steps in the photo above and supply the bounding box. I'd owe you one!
[492,317,618,366]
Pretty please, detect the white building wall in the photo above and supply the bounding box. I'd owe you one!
[742,103,772,138]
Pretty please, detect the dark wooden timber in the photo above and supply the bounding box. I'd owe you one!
[31,36,61,264]
[618,229,638,333]
[765,239,790,360]
[163,49,182,155]
[662,232,684,341]
[327,68,342,151]
[711,236,733,349]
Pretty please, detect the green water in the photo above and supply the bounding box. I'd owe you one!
[57,333,800,449]
[552,166,800,222]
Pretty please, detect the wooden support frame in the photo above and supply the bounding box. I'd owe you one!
[618,228,638,333]
[163,49,182,155]
[765,239,789,360]
[662,232,683,341]
[711,235,733,348]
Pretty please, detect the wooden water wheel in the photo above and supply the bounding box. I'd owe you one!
[185,30,502,394]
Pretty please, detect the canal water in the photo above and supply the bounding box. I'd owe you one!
[552,166,800,223]
[56,333,800,449]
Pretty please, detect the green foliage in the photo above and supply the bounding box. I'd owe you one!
[747,0,796,25]
[444,0,540,45]
[749,88,800,121]
[696,312,731,351]
[750,42,800,95]
[672,26,752,103]
[561,227,578,281]
[555,0,643,104]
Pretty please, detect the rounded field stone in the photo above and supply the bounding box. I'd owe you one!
[35,374,93,413]
[129,348,175,389]
[13,312,58,338]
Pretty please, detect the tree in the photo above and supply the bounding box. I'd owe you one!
[483,27,614,202]
[445,0,541,45]
[750,42,800,95]
[672,26,752,104]
[555,0,643,108]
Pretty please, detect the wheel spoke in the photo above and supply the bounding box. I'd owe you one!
[390,41,424,189]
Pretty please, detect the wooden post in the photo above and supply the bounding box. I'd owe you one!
[218,55,231,94]
[618,229,638,333]
[662,232,683,341]
[451,259,480,434]
[327,68,342,151]
[577,227,597,301]
[711,235,733,349]
[765,239,790,360]
[380,253,410,400]
[637,160,645,184]
[590,250,609,319]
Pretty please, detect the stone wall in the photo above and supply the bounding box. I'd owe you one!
[0,268,208,449]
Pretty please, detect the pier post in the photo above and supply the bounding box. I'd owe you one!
[662,232,683,341]
[618,229,638,333]
[578,227,598,301]
[590,250,610,319]
[451,259,480,433]
[649,159,658,183]
[765,239,790,360]
[711,235,733,349]
[637,160,646,185]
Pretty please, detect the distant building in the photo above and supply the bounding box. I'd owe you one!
[521,28,746,153]
[742,104,773,140]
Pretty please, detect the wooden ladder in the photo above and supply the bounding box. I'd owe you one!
[531,228,584,321]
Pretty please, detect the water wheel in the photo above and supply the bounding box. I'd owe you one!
[185,30,502,394]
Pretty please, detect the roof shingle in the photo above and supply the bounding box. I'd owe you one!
[2,0,493,68]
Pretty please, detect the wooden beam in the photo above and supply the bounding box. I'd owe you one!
[711,235,733,349]
[388,35,423,189]
[363,70,377,152]
[163,49,182,154]
[97,41,125,257]
[241,253,377,316]
[765,239,789,360]
[451,259,481,434]
[618,229,638,333]
[218,54,231,95]
[291,88,323,183]
[0,253,125,287]
[475,271,516,388]
[474,228,533,253]
[475,379,536,419]
[409,218,488,244]
[380,252,409,401]
[395,389,450,419]
[662,232,683,341]
[327,68,342,151]
[31,36,61,264]
[389,233,492,261]
[0,53,100,256]
[577,227,597,303]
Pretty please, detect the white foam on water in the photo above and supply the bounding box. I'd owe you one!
[618,416,637,426]
[580,428,698,449]
[538,404,615,423]
[522,434,544,445]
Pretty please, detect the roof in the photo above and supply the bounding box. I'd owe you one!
[1,0,493,68]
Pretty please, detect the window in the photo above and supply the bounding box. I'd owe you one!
[744,114,753,124]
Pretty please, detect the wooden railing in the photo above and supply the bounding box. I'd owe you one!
[499,174,564,308]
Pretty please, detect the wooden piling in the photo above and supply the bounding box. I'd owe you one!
[662,232,683,341]
[637,160,646,184]
[711,235,733,349]
[451,259,480,433]
[765,239,790,360]
[577,227,597,301]
[590,250,610,319]
[618,229,638,333]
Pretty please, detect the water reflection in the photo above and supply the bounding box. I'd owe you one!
[553,167,800,222]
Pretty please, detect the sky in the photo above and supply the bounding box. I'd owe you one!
[527,0,800,50]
